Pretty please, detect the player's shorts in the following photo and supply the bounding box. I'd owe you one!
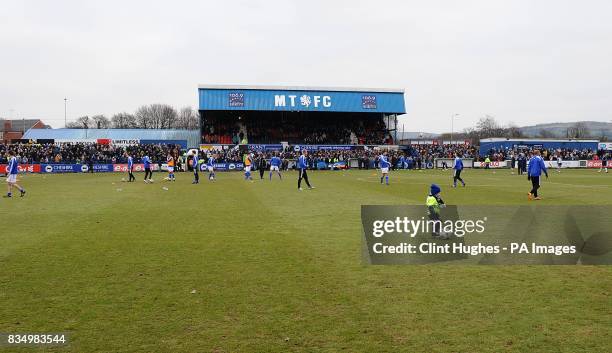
[245,166,252,172]
[6,174,17,183]
[270,165,279,171]
[207,166,214,172]
[602,161,608,167]
[167,167,174,173]
[381,167,389,174]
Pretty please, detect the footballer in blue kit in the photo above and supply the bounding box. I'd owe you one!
[269,153,282,180]
[379,152,390,185]
[192,153,199,184]
[125,152,136,182]
[4,150,26,198]
[297,150,313,190]
[207,154,216,181]
[142,155,153,183]
[452,154,466,187]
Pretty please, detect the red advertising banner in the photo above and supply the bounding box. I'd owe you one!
[113,164,160,172]
[586,160,605,168]
[0,164,41,173]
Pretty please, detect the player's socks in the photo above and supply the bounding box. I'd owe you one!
[380,176,383,184]
[385,175,389,185]
[269,172,272,180]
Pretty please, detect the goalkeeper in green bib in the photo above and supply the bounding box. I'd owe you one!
[426,184,449,239]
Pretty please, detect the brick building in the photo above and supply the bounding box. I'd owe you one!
[0,119,50,143]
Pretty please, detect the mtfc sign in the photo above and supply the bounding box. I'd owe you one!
[274,95,332,109]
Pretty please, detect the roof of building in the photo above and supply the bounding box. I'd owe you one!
[198,84,405,94]
[0,119,49,132]
[22,129,200,148]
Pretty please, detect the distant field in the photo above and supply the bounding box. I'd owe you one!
[1,169,611,352]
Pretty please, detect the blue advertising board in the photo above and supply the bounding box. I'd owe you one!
[92,164,114,172]
[199,162,245,171]
[248,144,283,151]
[41,164,87,173]
[199,87,405,113]
[141,139,188,148]
[293,145,359,151]
[41,164,116,173]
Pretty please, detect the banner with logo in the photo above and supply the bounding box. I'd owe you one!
[92,164,114,172]
[586,160,607,168]
[248,144,283,151]
[41,164,115,173]
[113,163,160,172]
[140,139,187,148]
[111,139,140,146]
[599,142,612,151]
[41,164,88,173]
[292,145,359,152]
[198,162,244,171]
[200,144,229,151]
[0,164,41,173]
[474,161,508,168]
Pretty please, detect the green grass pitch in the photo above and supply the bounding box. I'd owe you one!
[1,169,611,352]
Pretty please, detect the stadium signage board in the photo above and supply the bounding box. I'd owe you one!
[361,95,377,109]
[200,88,406,113]
[0,164,41,173]
[38,164,162,173]
[248,144,283,151]
[293,145,358,151]
[199,144,227,151]
[473,161,507,168]
[140,139,188,148]
[198,162,245,171]
[599,142,612,151]
[111,139,140,146]
[228,92,245,107]
[586,160,608,168]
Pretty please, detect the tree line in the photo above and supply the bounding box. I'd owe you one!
[441,116,599,141]
[66,105,199,130]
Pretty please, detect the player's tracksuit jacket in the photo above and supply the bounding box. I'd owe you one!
[528,156,547,177]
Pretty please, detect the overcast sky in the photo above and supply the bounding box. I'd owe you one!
[1,0,611,132]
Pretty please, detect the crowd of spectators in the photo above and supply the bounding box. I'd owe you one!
[1,142,605,169]
[482,147,598,161]
[0,143,182,164]
[201,114,394,145]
